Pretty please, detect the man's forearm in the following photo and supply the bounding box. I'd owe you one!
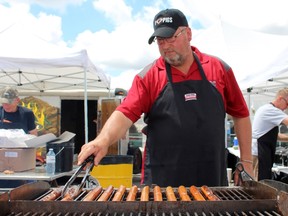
[98,110,133,146]
[233,116,252,161]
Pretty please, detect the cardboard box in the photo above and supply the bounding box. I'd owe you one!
[0,130,75,172]
[0,129,57,148]
[0,148,36,172]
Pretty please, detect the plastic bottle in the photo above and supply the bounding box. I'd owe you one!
[233,137,239,150]
[46,148,56,175]
[226,121,231,147]
[226,121,231,135]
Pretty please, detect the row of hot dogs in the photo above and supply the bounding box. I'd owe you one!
[39,184,220,201]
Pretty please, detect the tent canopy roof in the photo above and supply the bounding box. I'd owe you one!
[0,50,110,96]
[193,21,288,98]
[0,22,110,97]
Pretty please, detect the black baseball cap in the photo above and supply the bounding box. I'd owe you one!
[148,9,188,44]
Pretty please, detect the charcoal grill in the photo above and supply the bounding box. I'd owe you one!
[1,180,288,216]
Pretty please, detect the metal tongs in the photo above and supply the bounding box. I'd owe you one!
[61,156,99,198]
[235,162,254,184]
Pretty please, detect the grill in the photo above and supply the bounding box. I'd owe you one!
[1,180,288,216]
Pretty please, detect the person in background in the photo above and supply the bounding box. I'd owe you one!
[78,8,253,187]
[0,86,37,135]
[0,86,38,188]
[252,88,288,181]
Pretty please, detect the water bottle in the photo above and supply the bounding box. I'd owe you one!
[227,121,231,135]
[46,148,56,175]
[233,137,239,150]
[226,121,231,147]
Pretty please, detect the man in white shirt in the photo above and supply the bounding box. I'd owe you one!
[252,88,288,180]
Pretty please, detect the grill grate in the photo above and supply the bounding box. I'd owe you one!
[1,181,287,216]
[35,188,259,202]
[213,188,253,201]
[5,210,283,216]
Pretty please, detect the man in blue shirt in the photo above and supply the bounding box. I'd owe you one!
[0,86,38,188]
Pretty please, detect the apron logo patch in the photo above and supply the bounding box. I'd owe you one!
[184,93,197,101]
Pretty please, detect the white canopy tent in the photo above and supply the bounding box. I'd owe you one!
[0,50,111,143]
[0,22,111,142]
[0,22,110,96]
[0,50,110,96]
[193,21,288,112]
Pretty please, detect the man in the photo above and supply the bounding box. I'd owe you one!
[252,88,288,181]
[0,86,37,135]
[78,8,252,187]
[0,86,38,188]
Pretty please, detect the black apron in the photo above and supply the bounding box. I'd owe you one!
[143,53,227,187]
[0,108,28,133]
[257,126,278,180]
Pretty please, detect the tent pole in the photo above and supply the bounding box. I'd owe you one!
[84,68,88,144]
[247,88,252,115]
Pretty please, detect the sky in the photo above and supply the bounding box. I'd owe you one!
[0,0,288,91]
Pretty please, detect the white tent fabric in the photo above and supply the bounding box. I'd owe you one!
[0,50,110,95]
[0,22,110,96]
[193,21,288,98]
[0,22,111,142]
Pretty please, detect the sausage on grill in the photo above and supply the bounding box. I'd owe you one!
[178,185,191,201]
[40,188,62,201]
[61,185,82,201]
[83,186,103,201]
[153,185,163,201]
[112,185,126,201]
[166,186,177,201]
[200,185,220,201]
[189,185,206,201]
[97,185,114,201]
[126,185,138,201]
[61,195,74,201]
[140,185,150,201]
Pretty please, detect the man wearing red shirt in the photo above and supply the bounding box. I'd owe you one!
[78,8,253,187]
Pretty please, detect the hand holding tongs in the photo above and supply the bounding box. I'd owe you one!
[61,155,99,198]
[235,162,254,184]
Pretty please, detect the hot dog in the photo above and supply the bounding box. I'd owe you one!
[140,185,150,201]
[178,185,191,201]
[61,185,82,201]
[97,185,114,201]
[126,185,138,201]
[166,186,177,201]
[153,185,163,201]
[112,185,126,201]
[200,185,220,201]
[61,195,74,201]
[189,185,206,201]
[40,188,62,201]
[83,186,103,201]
